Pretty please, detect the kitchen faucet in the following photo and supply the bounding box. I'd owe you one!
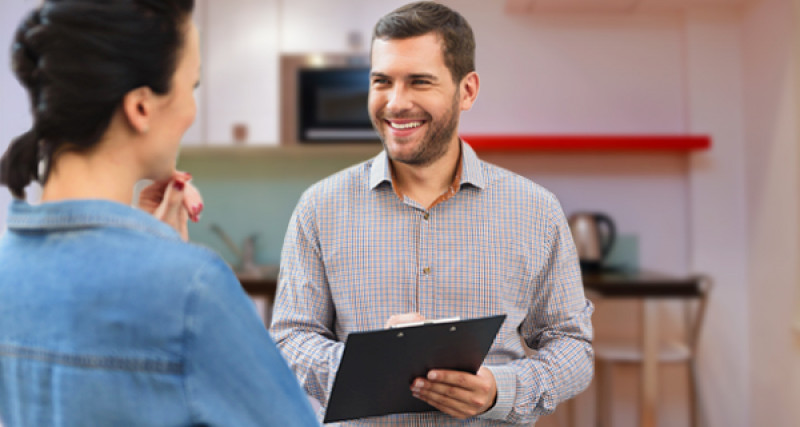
[209,223,262,278]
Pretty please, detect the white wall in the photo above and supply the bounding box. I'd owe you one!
[685,8,750,427]
[0,0,38,227]
[278,0,410,53]
[740,0,800,426]
[457,11,689,134]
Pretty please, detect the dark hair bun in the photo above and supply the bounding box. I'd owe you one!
[11,10,43,96]
[0,0,195,199]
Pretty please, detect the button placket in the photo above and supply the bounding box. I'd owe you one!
[418,209,434,317]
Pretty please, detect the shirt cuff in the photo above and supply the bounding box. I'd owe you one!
[478,365,516,421]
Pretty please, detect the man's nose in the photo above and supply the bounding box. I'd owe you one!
[386,85,413,112]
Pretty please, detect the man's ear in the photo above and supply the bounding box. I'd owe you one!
[459,71,480,112]
[121,86,155,134]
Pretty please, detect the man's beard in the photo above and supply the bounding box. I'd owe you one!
[373,89,460,167]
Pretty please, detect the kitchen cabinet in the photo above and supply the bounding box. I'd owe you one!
[183,0,281,146]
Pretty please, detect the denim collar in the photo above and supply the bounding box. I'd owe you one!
[368,140,488,191]
[7,199,181,241]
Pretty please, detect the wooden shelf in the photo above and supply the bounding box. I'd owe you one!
[460,135,711,152]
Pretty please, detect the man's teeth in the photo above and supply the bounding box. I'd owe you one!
[389,121,423,130]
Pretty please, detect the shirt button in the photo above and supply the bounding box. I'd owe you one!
[423,213,430,221]
[422,267,431,275]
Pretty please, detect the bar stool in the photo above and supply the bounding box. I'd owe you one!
[593,275,711,427]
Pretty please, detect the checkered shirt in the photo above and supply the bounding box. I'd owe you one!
[271,142,594,426]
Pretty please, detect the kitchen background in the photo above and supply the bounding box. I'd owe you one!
[1,0,798,426]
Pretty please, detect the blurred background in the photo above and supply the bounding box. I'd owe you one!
[1,0,798,426]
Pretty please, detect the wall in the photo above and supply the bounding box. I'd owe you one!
[740,0,800,426]
[0,0,38,229]
[685,8,751,427]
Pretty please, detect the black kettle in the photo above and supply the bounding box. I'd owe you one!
[567,212,616,271]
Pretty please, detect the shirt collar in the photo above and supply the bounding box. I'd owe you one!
[368,139,487,192]
[459,140,487,190]
[7,199,182,241]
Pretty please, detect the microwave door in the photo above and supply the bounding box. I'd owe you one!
[299,68,378,142]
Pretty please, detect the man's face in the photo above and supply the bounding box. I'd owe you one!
[368,33,462,167]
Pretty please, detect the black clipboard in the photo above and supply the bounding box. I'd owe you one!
[323,314,506,423]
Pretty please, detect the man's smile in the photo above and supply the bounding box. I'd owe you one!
[385,119,426,130]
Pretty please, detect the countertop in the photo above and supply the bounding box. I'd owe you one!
[238,267,704,300]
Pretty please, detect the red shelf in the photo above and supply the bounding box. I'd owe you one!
[460,135,711,152]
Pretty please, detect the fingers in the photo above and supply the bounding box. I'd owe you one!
[412,379,477,418]
[176,195,189,241]
[385,312,426,328]
[182,180,204,223]
[137,171,189,214]
[137,179,171,214]
[410,368,496,419]
[155,178,190,241]
[138,170,200,240]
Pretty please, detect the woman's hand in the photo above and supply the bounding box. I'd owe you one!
[138,171,204,241]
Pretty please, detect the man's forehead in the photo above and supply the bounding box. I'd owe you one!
[370,35,446,68]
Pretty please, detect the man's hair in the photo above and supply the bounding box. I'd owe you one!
[372,1,475,84]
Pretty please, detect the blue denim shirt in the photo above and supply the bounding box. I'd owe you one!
[0,199,318,426]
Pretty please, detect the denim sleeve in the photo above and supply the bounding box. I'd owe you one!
[182,257,319,427]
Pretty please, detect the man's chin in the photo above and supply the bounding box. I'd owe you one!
[384,142,418,163]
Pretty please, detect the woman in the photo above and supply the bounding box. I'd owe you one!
[0,1,317,426]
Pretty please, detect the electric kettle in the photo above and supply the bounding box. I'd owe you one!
[567,212,616,271]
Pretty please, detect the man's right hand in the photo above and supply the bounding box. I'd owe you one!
[384,312,426,328]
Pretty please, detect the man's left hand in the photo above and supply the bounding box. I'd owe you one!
[410,366,497,419]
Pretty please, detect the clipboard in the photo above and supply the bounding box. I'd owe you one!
[323,314,506,423]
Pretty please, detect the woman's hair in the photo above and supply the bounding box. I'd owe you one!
[0,0,195,199]
[372,1,475,85]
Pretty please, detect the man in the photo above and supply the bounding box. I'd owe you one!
[271,2,593,425]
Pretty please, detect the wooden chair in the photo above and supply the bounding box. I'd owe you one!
[593,275,711,427]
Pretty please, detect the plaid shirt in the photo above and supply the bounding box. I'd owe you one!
[271,142,594,426]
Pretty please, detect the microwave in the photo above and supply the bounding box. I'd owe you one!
[297,67,379,142]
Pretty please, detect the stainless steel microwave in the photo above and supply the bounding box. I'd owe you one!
[297,67,378,142]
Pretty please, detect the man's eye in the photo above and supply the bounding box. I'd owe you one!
[412,80,431,85]
[372,78,389,85]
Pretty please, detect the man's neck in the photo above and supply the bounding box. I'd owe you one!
[390,139,462,209]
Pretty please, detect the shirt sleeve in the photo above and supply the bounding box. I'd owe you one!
[480,194,594,424]
[182,257,320,427]
[270,192,345,409]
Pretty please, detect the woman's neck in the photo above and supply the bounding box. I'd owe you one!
[40,148,140,205]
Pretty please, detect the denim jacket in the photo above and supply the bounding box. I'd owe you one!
[0,199,318,426]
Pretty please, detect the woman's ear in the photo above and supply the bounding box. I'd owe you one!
[459,71,480,112]
[121,87,155,134]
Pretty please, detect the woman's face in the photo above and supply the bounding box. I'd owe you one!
[144,21,201,180]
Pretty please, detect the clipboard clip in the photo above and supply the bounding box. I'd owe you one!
[389,316,461,329]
